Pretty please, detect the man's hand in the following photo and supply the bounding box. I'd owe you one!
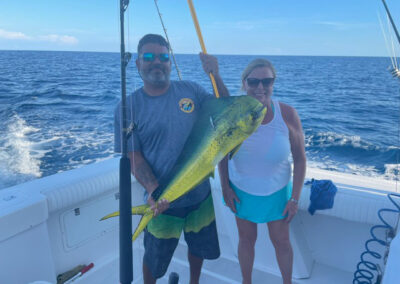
[199,52,219,76]
[147,196,170,217]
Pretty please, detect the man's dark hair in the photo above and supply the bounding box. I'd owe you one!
[137,34,170,54]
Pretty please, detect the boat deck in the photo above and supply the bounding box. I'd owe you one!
[157,238,352,284]
[1,158,399,284]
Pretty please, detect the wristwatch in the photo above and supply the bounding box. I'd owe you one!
[289,197,298,204]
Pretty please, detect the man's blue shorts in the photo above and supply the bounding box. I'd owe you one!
[143,192,220,279]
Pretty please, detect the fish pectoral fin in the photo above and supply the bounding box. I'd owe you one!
[209,115,216,130]
[132,212,154,242]
[229,143,243,159]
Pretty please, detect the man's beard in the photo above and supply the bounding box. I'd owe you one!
[141,65,170,88]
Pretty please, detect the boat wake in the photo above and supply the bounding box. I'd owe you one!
[306,131,399,181]
[0,115,46,189]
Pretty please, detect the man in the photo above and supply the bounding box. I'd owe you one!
[114,34,229,284]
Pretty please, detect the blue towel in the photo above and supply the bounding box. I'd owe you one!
[305,179,338,215]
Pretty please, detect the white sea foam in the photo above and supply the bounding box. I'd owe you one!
[384,164,400,181]
[305,131,376,150]
[307,160,399,182]
[0,115,49,189]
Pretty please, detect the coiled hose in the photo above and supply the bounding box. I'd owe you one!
[353,193,400,284]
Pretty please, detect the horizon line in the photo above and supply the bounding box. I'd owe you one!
[0,48,395,59]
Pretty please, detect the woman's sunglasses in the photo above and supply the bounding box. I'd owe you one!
[140,52,170,62]
[246,77,275,88]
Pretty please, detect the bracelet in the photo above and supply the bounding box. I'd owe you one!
[289,197,298,204]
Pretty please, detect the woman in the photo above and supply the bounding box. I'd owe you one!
[218,58,306,284]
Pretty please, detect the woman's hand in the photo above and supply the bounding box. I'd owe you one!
[199,52,219,76]
[282,199,298,223]
[222,185,240,213]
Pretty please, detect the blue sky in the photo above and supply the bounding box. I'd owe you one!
[0,0,399,56]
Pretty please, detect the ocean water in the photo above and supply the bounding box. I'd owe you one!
[0,50,399,190]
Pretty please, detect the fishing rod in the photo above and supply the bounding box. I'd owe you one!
[380,0,400,79]
[119,0,133,283]
[381,0,400,46]
[187,0,220,98]
[154,0,182,80]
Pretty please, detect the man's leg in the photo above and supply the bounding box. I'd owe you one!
[143,262,156,284]
[143,212,184,283]
[184,193,220,284]
[188,251,204,284]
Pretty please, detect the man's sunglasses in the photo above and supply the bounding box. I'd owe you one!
[140,52,170,62]
[246,77,275,88]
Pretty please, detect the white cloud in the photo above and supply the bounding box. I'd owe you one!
[317,21,343,26]
[38,34,78,44]
[0,28,78,45]
[0,29,31,40]
[316,21,346,28]
[314,21,372,30]
[207,19,285,31]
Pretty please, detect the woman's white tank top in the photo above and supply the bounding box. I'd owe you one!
[228,100,292,196]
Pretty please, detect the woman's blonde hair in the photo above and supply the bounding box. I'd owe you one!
[241,58,276,82]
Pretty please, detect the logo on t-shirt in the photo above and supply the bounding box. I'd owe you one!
[179,98,195,113]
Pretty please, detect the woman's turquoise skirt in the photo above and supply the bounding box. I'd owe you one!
[224,181,292,223]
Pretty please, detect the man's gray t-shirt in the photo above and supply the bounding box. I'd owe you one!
[114,80,212,208]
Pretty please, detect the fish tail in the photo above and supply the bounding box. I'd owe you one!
[100,204,150,221]
[100,211,121,221]
[132,212,153,242]
[131,204,150,215]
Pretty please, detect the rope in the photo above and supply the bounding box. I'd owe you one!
[153,0,182,80]
[396,80,399,193]
[387,15,399,70]
[378,12,397,70]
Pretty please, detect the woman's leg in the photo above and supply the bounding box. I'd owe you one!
[267,219,293,284]
[236,217,258,284]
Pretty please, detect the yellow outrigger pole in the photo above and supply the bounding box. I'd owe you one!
[187,0,220,98]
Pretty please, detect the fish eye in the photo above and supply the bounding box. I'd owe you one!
[251,111,258,121]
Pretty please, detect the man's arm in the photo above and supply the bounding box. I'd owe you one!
[129,151,168,215]
[199,52,230,97]
[129,151,158,194]
[213,73,230,98]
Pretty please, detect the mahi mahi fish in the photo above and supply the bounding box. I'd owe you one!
[101,95,266,241]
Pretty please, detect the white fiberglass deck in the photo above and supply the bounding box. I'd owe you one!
[0,158,399,284]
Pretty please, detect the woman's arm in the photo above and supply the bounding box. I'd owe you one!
[281,103,306,222]
[218,156,240,213]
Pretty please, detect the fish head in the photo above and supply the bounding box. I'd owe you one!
[229,95,266,135]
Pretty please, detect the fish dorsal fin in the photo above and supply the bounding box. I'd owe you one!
[229,143,243,159]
